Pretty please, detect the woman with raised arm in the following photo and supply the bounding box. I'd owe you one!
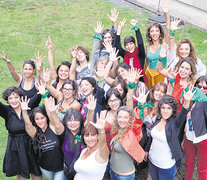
[74,111,109,180]
[157,46,197,112]
[21,96,65,180]
[91,8,119,77]
[80,76,105,122]
[0,86,41,180]
[46,37,71,91]
[43,69,81,121]
[114,18,147,83]
[110,105,147,180]
[145,87,194,180]
[167,18,206,77]
[145,0,170,89]
[183,75,207,180]
[0,51,43,99]
[44,97,84,180]
[70,46,91,84]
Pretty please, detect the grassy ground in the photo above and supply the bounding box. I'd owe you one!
[0,0,206,179]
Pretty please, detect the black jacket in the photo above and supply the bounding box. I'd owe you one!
[146,107,189,162]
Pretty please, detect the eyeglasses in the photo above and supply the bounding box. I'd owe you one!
[108,98,120,104]
[197,84,207,90]
[63,88,73,92]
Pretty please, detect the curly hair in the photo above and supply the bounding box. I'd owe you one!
[2,86,25,102]
[111,106,134,143]
[176,38,197,64]
[157,95,178,118]
[146,23,164,45]
[30,107,49,161]
[80,77,97,95]
[56,61,71,83]
[105,88,123,111]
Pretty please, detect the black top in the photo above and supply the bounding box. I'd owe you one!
[39,126,64,172]
[114,29,146,69]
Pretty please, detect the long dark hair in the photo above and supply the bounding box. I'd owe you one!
[30,107,49,161]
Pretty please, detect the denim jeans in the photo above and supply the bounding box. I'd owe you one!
[110,168,135,180]
[148,160,176,180]
[40,166,65,180]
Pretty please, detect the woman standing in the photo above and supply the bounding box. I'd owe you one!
[0,51,43,99]
[74,112,109,180]
[21,97,65,180]
[184,75,207,180]
[110,106,146,179]
[145,89,194,180]
[0,86,41,180]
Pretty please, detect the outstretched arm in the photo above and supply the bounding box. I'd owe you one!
[90,111,109,163]
[69,48,77,81]
[107,8,119,31]
[20,96,37,138]
[44,97,65,135]
[0,51,22,84]
[46,36,57,82]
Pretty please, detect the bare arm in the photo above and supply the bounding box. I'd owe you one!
[44,97,65,135]
[69,48,77,81]
[46,37,57,82]
[0,51,22,84]
[20,97,37,138]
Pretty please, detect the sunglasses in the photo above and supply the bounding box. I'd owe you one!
[197,84,207,90]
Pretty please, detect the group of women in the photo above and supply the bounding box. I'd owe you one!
[0,1,207,180]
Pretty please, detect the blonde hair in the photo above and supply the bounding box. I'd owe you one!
[111,106,134,144]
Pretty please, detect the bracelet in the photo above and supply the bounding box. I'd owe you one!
[41,91,49,99]
[93,34,103,40]
[168,78,176,89]
[98,130,105,134]
[169,29,175,36]
[126,82,136,89]
[137,102,154,122]
[98,77,105,83]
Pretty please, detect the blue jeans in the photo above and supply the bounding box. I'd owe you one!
[148,160,176,180]
[40,166,65,180]
[110,168,135,180]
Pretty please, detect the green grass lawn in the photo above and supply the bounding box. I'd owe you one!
[0,0,206,179]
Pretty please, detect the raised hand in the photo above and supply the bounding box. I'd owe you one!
[102,41,113,53]
[45,97,58,112]
[167,67,178,79]
[130,19,137,26]
[118,17,127,30]
[35,80,46,95]
[70,47,78,59]
[109,48,119,62]
[170,17,181,31]
[160,43,168,59]
[127,68,143,84]
[85,96,97,111]
[93,21,104,34]
[183,85,196,102]
[161,0,170,14]
[20,96,31,111]
[107,8,119,23]
[33,51,45,71]
[90,111,107,130]
[0,51,10,63]
[46,36,53,50]
[133,85,149,105]
[43,68,51,83]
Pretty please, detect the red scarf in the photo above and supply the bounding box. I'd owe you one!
[124,47,147,83]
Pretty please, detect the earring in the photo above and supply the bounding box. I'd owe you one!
[149,38,151,41]
[159,37,162,40]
